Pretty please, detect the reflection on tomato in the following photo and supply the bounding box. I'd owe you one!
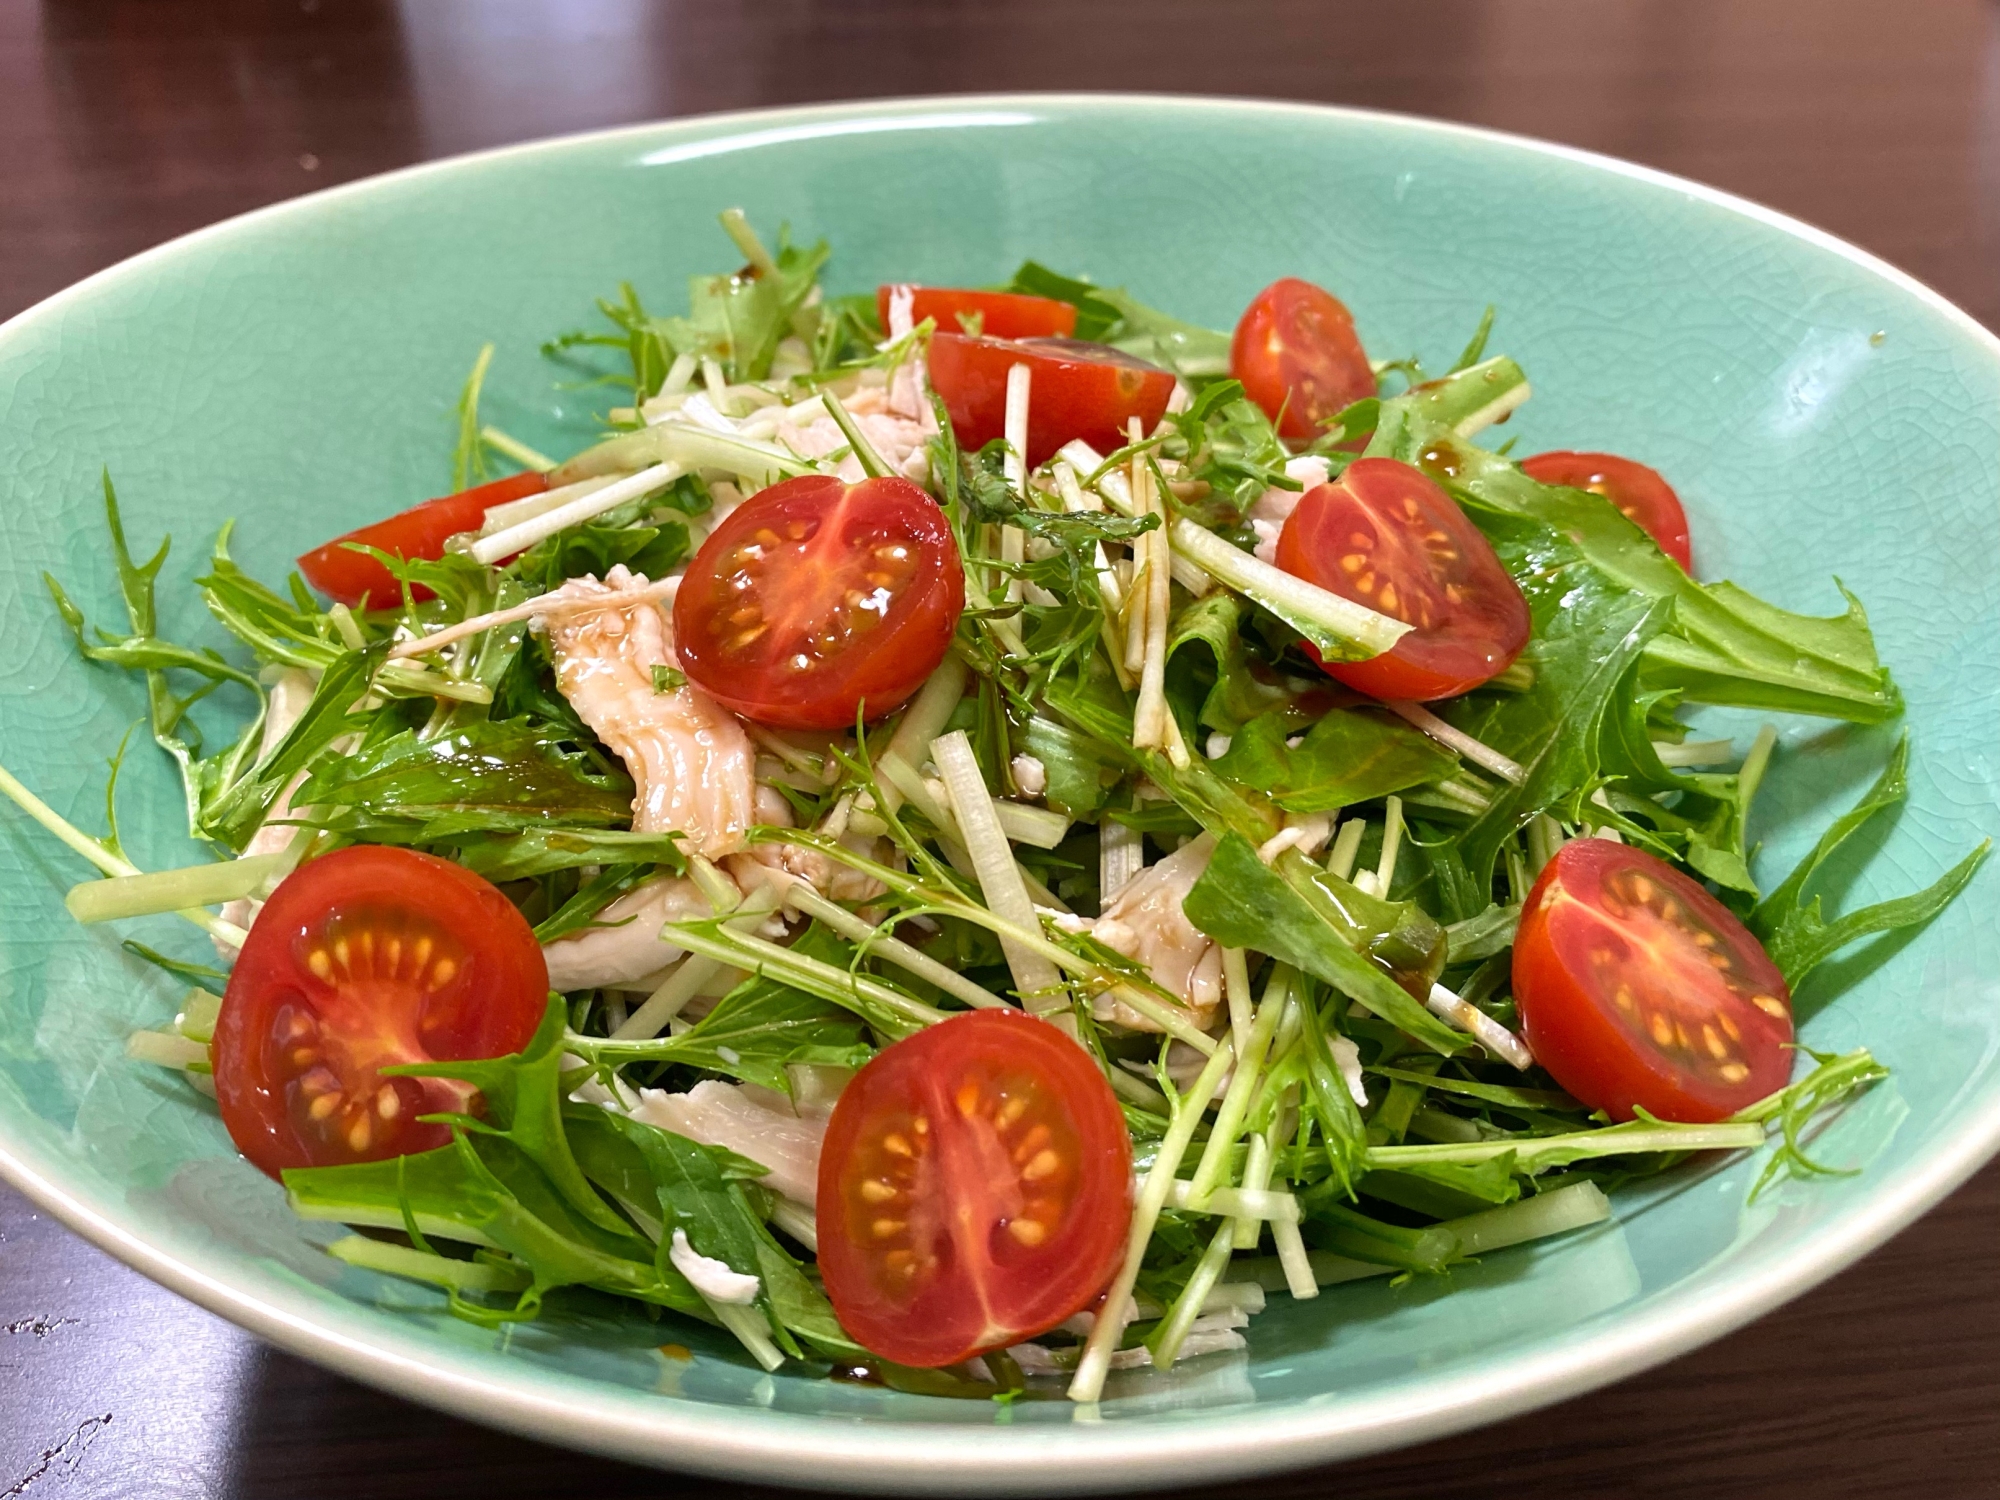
[816,1009,1133,1367]
[1276,457,1530,700]
[1514,839,1793,1121]
[212,846,549,1179]
[673,473,964,730]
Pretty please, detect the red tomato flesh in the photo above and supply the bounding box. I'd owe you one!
[1520,451,1693,572]
[1514,840,1793,1122]
[876,285,1077,341]
[927,334,1176,467]
[817,1009,1133,1367]
[1231,277,1376,441]
[673,473,964,730]
[1276,457,1530,700]
[212,846,549,1179]
[297,470,549,608]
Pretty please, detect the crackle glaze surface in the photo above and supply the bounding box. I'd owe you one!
[0,97,1996,1493]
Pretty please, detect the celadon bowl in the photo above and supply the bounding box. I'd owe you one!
[1,96,1997,1493]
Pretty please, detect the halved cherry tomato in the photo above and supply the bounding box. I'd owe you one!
[212,846,548,1179]
[1276,457,1530,700]
[927,334,1176,466]
[876,285,1077,340]
[1514,840,1793,1122]
[673,473,964,730]
[817,1009,1132,1367]
[1520,451,1693,571]
[1231,277,1376,441]
[297,470,549,608]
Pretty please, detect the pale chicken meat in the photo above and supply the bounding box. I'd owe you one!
[772,374,936,484]
[540,873,715,992]
[1248,455,1332,565]
[631,1079,833,1206]
[542,565,759,859]
[1089,833,1224,1030]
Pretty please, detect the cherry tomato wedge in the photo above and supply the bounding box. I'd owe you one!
[927,334,1176,467]
[1231,277,1376,441]
[817,1009,1133,1367]
[673,473,964,730]
[1276,457,1530,700]
[297,470,549,608]
[876,285,1078,340]
[1520,451,1693,571]
[1514,840,1793,1122]
[212,846,549,1179]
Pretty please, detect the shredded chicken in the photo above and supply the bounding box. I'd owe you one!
[542,565,758,859]
[631,1078,835,1206]
[541,873,715,992]
[1089,833,1224,1030]
[772,375,936,483]
[1249,455,1332,565]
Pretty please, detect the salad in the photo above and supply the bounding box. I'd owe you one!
[2,210,1985,1404]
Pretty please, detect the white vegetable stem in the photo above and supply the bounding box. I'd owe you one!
[471,461,684,564]
[612,887,778,1041]
[876,656,967,813]
[1171,518,1409,658]
[389,577,679,661]
[1099,818,1145,901]
[1385,699,1526,784]
[0,763,245,945]
[933,732,1068,1013]
[66,848,298,924]
[1426,982,1535,1071]
[783,879,1013,1012]
[1070,1038,1235,1404]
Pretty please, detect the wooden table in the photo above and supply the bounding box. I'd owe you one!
[4,2,1997,1495]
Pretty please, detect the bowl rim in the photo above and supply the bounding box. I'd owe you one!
[3,90,1998,1494]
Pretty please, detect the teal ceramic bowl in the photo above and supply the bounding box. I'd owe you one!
[2,96,1997,1493]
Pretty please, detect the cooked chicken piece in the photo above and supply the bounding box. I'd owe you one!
[1248,455,1331,564]
[542,565,758,859]
[1089,833,1224,1030]
[541,873,716,992]
[772,378,936,484]
[631,1078,835,1206]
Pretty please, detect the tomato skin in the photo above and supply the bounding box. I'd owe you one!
[1276,457,1530,701]
[673,473,964,730]
[877,285,1077,341]
[212,846,549,1179]
[816,1009,1133,1368]
[1514,840,1793,1122]
[1231,278,1376,441]
[927,334,1176,466]
[1520,451,1693,571]
[297,470,549,608]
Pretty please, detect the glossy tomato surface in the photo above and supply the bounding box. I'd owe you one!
[1230,277,1376,440]
[876,285,1077,340]
[1514,839,1794,1122]
[212,846,549,1179]
[817,1009,1133,1368]
[297,470,548,608]
[927,334,1176,466]
[1520,450,1693,571]
[1276,457,1530,700]
[673,473,963,730]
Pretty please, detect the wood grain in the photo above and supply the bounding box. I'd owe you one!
[3,2,1998,1495]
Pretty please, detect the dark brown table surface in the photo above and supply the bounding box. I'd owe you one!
[4,2,1999,1496]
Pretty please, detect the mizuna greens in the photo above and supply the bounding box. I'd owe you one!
[4,212,1985,1405]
